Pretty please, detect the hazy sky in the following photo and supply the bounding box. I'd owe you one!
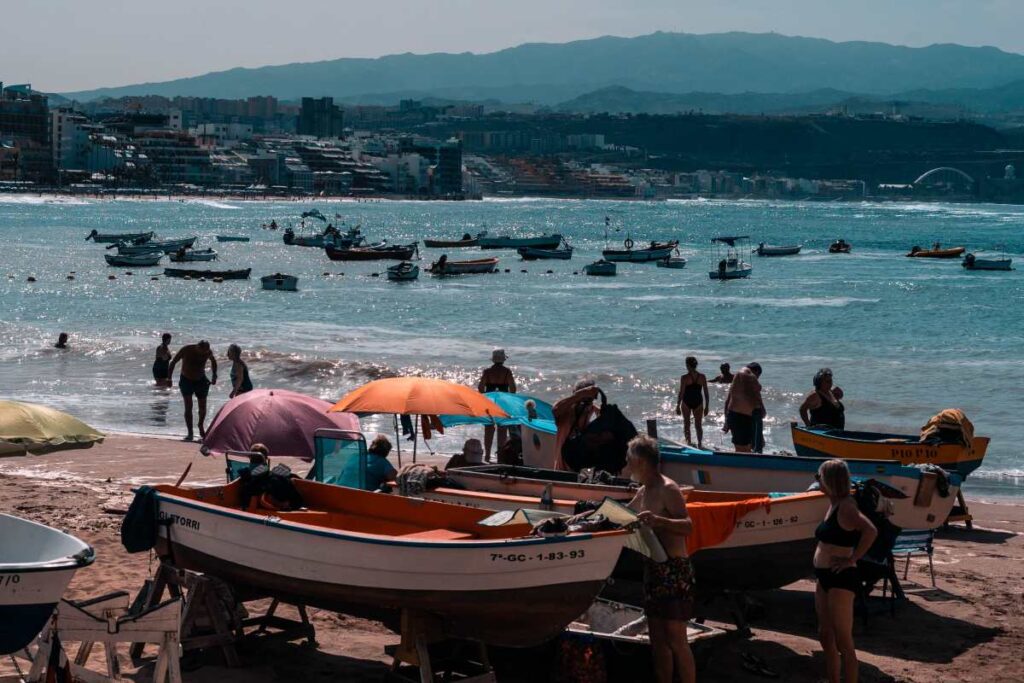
[6,0,1023,92]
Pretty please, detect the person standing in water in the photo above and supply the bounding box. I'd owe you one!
[54,332,69,349]
[710,362,734,384]
[626,435,696,683]
[800,368,846,429]
[723,363,764,453]
[478,348,516,461]
[167,340,217,441]
[152,333,172,387]
[226,344,254,398]
[675,356,709,448]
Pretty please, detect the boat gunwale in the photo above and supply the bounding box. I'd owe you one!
[792,424,989,452]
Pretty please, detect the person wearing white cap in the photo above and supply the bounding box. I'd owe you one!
[478,348,516,461]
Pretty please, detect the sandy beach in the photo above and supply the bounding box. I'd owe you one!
[1,433,1021,682]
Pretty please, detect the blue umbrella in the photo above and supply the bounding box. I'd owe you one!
[439,392,557,434]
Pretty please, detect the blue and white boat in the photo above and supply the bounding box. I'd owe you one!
[0,514,94,654]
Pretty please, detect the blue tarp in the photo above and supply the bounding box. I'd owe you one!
[439,392,557,435]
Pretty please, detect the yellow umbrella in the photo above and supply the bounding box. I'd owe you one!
[0,400,104,455]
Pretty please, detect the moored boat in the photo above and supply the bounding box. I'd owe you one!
[602,239,678,263]
[164,267,251,280]
[656,255,687,269]
[85,229,153,244]
[105,253,162,267]
[386,261,420,281]
[1,514,95,654]
[906,244,966,259]
[424,231,487,248]
[709,236,752,279]
[325,242,418,261]
[518,244,573,260]
[478,234,563,250]
[756,243,802,257]
[216,235,250,242]
[284,226,362,248]
[260,273,298,291]
[142,479,629,647]
[584,259,617,276]
[428,255,499,276]
[168,248,218,262]
[116,236,197,254]
[962,253,1013,271]
[790,423,989,477]
[829,239,852,254]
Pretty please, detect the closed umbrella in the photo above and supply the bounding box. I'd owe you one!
[0,400,104,455]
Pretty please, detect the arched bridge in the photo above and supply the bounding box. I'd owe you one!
[913,167,976,187]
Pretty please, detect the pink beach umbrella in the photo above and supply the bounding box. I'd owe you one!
[201,388,359,461]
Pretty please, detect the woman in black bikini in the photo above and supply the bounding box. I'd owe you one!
[800,368,846,429]
[814,459,877,683]
[675,357,709,448]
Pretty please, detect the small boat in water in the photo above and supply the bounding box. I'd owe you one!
[169,248,218,262]
[261,273,298,291]
[584,260,617,276]
[790,423,989,478]
[284,226,362,248]
[479,234,563,250]
[386,261,420,281]
[656,254,687,269]
[139,479,630,647]
[105,253,162,267]
[709,236,752,279]
[164,267,251,280]
[325,242,418,261]
[829,239,852,254]
[603,239,678,263]
[424,231,487,249]
[1,514,94,654]
[86,229,153,244]
[216,235,251,242]
[115,236,197,254]
[756,243,802,257]
[906,244,966,259]
[428,255,499,276]
[518,244,573,260]
[962,253,1012,271]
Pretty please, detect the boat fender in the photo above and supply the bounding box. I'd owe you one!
[121,485,162,553]
[624,238,634,250]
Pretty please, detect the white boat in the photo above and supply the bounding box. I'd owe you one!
[105,253,162,267]
[115,237,197,255]
[656,256,687,269]
[583,259,617,276]
[386,261,420,281]
[428,256,499,276]
[603,240,678,263]
[0,514,95,654]
[709,236,753,279]
[144,480,629,647]
[168,248,218,262]
[261,273,299,291]
[756,243,802,257]
[962,253,1013,271]
[85,229,153,244]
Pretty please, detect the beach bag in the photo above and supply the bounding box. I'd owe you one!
[562,390,637,474]
[121,485,160,553]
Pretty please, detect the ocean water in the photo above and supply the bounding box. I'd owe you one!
[1,195,1021,496]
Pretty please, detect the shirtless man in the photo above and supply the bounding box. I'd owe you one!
[478,349,516,461]
[167,340,217,441]
[710,362,734,384]
[723,363,765,453]
[626,435,696,683]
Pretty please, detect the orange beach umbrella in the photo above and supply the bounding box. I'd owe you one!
[329,377,508,419]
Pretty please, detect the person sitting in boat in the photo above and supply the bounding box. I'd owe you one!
[723,365,764,453]
[710,362,734,384]
[800,368,846,430]
[813,459,877,683]
[364,435,398,491]
[625,435,696,683]
[247,442,269,467]
[446,438,485,470]
[478,349,516,461]
[676,356,709,448]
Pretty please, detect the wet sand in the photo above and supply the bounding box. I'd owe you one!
[1,433,1021,682]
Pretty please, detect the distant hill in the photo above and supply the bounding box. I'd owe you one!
[61,31,1024,104]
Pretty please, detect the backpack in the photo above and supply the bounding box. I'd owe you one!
[561,389,638,474]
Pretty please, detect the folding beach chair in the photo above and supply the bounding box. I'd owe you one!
[892,529,936,587]
[310,428,369,490]
[224,450,267,482]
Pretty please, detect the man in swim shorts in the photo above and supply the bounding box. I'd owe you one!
[167,340,217,441]
[723,363,764,453]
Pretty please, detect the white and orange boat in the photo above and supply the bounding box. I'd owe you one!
[146,479,630,647]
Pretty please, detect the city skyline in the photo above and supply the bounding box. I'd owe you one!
[6,0,1024,92]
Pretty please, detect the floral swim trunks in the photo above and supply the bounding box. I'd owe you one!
[643,555,696,621]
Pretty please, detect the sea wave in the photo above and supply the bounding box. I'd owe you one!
[0,194,93,205]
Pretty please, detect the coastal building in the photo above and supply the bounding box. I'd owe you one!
[134,130,217,186]
[51,109,102,171]
[0,84,52,182]
[298,97,345,139]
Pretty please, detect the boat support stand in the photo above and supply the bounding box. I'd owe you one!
[387,610,496,683]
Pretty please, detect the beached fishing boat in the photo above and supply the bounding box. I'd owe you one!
[428,255,499,276]
[584,259,616,276]
[756,243,802,257]
[0,514,95,654]
[386,261,420,281]
[709,236,752,279]
[168,248,218,262]
[518,244,573,260]
[163,267,251,280]
[260,273,298,291]
[143,480,629,647]
[962,253,1013,271]
[104,253,162,267]
[216,235,250,242]
[790,423,989,477]
[325,243,418,261]
[906,245,966,259]
[424,231,487,248]
[85,229,153,244]
[478,234,563,250]
[115,237,197,254]
[602,239,679,263]
[829,239,852,254]
[656,255,687,269]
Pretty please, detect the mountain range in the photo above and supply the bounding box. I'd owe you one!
[62,31,1024,109]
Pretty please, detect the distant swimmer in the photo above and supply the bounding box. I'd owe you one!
[153,333,172,387]
[710,363,734,384]
[800,368,846,430]
[478,348,516,461]
[54,332,69,349]
[676,356,709,448]
[167,340,217,441]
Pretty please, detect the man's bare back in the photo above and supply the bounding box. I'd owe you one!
[174,344,215,381]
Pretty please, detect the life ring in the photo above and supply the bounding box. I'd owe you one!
[624,238,634,250]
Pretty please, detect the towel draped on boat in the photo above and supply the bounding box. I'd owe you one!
[920,409,974,446]
[685,496,773,555]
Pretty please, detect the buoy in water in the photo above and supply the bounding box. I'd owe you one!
[66,275,74,280]
[151,276,159,281]
[323,272,330,276]
[504,269,510,273]
[27,276,37,282]
[184,275,192,280]
[371,272,379,277]
[213,277,223,283]
[108,275,116,280]
[125,271,133,276]
[520,269,527,273]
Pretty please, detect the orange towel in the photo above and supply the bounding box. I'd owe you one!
[686,497,772,554]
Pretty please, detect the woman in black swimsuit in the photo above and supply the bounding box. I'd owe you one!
[800,368,846,429]
[814,459,877,683]
[152,333,172,387]
[675,357,710,448]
